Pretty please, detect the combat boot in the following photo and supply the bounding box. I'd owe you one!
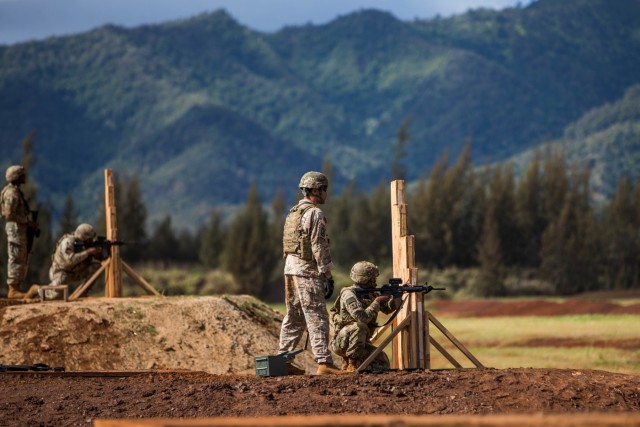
[24,284,40,299]
[286,362,306,376]
[316,362,349,375]
[7,285,26,299]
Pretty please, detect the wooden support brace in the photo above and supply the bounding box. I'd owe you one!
[122,261,161,296]
[427,312,485,368]
[68,260,109,302]
[429,336,463,369]
[357,315,411,373]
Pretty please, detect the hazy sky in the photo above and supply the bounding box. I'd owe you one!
[0,0,532,46]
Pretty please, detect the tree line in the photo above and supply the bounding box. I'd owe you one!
[4,140,640,299]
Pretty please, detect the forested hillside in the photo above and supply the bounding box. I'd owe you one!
[0,0,639,229]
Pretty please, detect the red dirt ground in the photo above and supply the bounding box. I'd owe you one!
[0,295,639,426]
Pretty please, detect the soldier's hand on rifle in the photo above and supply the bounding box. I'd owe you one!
[375,295,390,304]
[88,247,102,256]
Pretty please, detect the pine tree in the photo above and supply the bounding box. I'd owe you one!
[120,175,147,263]
[514,149,545,267]
[148,215,179,267]
[199,210,226,269]
[222,183,276,297]
[57,193,78,239]
[411,152,449,268]
[475,200,506,296]
[391,116,411,181]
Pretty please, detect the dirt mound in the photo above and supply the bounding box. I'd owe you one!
[1,368,639,426]
[429,299,640,317]
[0,296,317,374]
[1,296,639,426]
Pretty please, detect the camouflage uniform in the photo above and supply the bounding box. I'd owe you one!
[1,182,31,292]
[279,199,335,364]
[329,285,397,371]
[48,233,101,296]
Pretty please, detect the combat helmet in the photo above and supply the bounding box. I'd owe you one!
[298,171,329,190]
[74,223,96,241]
[350,261,379,286]
[5,165,25,182]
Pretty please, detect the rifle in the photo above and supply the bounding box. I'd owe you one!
[26,210,40,254]
[73,236,132,259]
[0,363,64,372]
[354,277,445,298]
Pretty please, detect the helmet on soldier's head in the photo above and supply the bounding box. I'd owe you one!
[5,165,25,182]
[74,223,96,241]
[350,261,379,286]
[298,171,329,190]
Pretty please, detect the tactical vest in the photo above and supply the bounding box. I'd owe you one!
[282,201,314,260]
[0,184,28,221]
[0,185,11,219]
[52,234,86,274]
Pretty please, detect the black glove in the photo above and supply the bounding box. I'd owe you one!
[324,278,335,300]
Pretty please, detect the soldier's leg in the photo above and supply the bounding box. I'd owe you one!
[6,224,28,297]
[279,275,306,353]
[296,275,333,365]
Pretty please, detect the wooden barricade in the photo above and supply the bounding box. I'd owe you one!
[356,180,482,372]
[68,169,160,301]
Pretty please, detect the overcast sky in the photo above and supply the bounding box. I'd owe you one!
[0,0,532,46]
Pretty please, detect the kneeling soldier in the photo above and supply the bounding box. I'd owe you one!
[329,261,399,372]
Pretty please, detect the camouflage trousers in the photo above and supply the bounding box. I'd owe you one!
[47,262,101,298]
[279,274,333,364]
[5,222,29,289]
[330,321,390,371]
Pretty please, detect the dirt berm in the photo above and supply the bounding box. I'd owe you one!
[0,296,639,426]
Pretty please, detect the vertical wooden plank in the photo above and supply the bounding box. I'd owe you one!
[390,180,423,370]
[104,169,122,298]
[424,312,431,369]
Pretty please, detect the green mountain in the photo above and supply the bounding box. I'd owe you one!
[1,0,639,229]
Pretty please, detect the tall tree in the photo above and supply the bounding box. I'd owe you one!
[222,182,277,297]
[475,200,506,296]
[199,210,226,269]
[514,149,545,267]
[57,193,78,238]
[391,116,411,181]
[148,215,179,267]
[120,174,147,263]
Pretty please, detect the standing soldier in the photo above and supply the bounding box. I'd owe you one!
[330,261,399,372]
[1,165,39,299]
[279,171,345,375]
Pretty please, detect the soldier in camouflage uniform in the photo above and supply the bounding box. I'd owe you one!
[279,171,346,375]
[329,261,399,372]
[44,223,102,299]
[1,165,39,299]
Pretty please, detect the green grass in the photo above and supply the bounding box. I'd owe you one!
[423,315,640,375]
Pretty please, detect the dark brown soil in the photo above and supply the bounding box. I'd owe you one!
[1,368,639,426]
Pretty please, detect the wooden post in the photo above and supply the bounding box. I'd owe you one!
[390,180,422,369]
[104,169,122,297]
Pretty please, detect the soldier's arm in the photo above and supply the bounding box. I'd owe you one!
[344,289,380,324]
[307,209,333,275]
[59,239,93,269]
[4,190,26,223]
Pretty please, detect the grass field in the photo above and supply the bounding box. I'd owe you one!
[426,315,640,375]
[271,303,640,376]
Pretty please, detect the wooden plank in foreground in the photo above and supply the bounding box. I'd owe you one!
[94,413,640,427]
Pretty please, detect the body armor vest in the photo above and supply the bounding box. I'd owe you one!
[282,201,314,260]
